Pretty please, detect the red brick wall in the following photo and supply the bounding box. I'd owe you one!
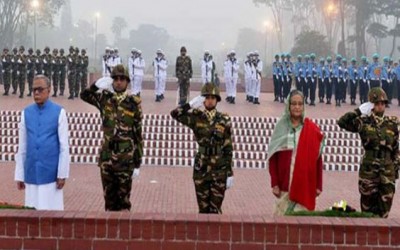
[0,210,399,250]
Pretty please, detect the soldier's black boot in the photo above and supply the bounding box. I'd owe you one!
[19,93,23,98]
[253,98,260,105]
[248,96,253,103]
[274,96,278,102]
[52,92,57,97]
[68,95,74,100]
[231,97,235,104]
[137,92,141,97]
[155,95,161,102]
[160,94,164,100]
[27,92,31,97]
[309,101,315,106]
[60,91,64,96]
[3,92,9,96]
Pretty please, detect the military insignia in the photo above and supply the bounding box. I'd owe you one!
[373,67,381,77]
[215,124,225,133]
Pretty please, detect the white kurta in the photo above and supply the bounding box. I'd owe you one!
[15,108,70,210]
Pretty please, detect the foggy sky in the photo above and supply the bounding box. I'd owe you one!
[70,0,271,50]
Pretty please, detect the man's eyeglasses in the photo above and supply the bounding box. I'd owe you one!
[33,87,48,93]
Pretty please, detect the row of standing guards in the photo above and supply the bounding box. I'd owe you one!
[1,46,89,100]
[272,53,400,107]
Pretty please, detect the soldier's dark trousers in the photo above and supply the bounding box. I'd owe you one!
[75,73,81,97]
[18,74,26,96]
[3,73,11,94]
[342,79,348,102]
[273,75,279,100]
[370,80,380,89]
[349,80,357,104]
[178,79,190,105]
[382,80,390,101]
[60,72,66,95]
[68,72,75,97]
[101,167,133,211]
[318,78,325,102]
[325,78,332,103]
[12,72,18,93]
[278,77,284,101]
[301,78,308,102]
[359,178,395,218]
[295,76,301,91]
[44,70,52,85]
[283,76,291,100]
[359,80,369,103]
[309,77,317,104]
[52,73,59,95]
[27,73,34,95]
[81,73,88,94]
[194,177,226,214]
[334,78,342,105]
[396,79,400,105]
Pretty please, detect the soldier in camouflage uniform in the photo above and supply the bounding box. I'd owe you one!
[338,87,399,218]
[16,46,27,98]
[78,49,89,96]
[74,47,81,98]
[2,48,12,95]
[175,46,193,105]
[42,46,52,83]
[51,48,60,97]
[170,83,234,214]
[80,64,143,211]
[11,47,18,94]
[67,46,76,100]
[59,48,67,96]
[26,48,35,96]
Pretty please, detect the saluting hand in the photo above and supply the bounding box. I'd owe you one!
[56,178,66,189]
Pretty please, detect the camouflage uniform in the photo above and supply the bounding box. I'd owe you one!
[34,49,43,76]
[51,48,60,97]
[170,83,234,214]
[42,47,52,83]
[80,65,143,211]
[338,87,399,218]
[80,49,89,95]
[67,46,76,99]
[26,48,35,96]
[11,47,18,94]
[59,49,67,96]
[74,47,82,97]
[175,47,193,105]
[16,46,27,98]
[2,48,12,95]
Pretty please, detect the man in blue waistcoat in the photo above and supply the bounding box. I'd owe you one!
[14,75,70,210]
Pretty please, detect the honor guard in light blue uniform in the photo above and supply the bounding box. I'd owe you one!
[303,54,310,103]
[368,53,381,88]
[317,57,325,103]
[272,54,281,102]
[307,53,317,106]
[333,54,342,106]
[279,53,288,103]
[381,56,390,107]
[284,53,293,99]
[348,58,358,105]
[325,56,333,104]
[394,60,400,106]
[294,55,302,91]
[341,58,348,103]
[358,56,369,103]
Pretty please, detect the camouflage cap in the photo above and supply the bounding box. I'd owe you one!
[3,47,9,52]
[36,49,41,54]
[53,48,58,53]
[69,46,74,52]
[201,83,221,102]
[368,87,388,104]
[75,47,80,52]
[111,64,130,82]
[60,48,65,53]
[19,45,25,51]
[13,47,18,52]
[81,49,86,53]
[28,48,33,52]
[44,46,50,51]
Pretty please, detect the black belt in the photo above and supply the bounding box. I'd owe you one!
[364,150,392,161]
[198,146,222,156]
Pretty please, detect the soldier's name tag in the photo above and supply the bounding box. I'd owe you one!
[215,124,225,133]
[123,110,134,117]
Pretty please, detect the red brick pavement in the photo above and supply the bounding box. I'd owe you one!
[1,162,400,218]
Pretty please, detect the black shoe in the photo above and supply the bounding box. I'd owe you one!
[19,94,23,99]
[137,92,141,97]
[160,94,164,100]
[27,92,31,97]
[342,99,346,103]
[274,97,279,102]
[253,98,260,105]
[305,99,308,104]
[155,95,161,102]
[280,98,284,103]
[68,95,74,100]
[52,93,57,97]
[12,91,16,95]
[385,104,390,108]
[225,96,229,102]
[309,102,315,106]
[60,92,64,96]
[74,93,78,98]
[231,97,235,104]
[3,92,8,96]
[249,96,254,102]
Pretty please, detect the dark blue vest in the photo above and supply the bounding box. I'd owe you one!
[24,100,62,184]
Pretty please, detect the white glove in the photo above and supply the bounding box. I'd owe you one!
[95,76,114,92]
[297,77,300,83]
[189,95,205,109]
[305,77,308,83]
[311,78,314,83]
[286,76,289,82]
[359,102,374,115]
[132,168,140,178]
[226,176,234,189]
